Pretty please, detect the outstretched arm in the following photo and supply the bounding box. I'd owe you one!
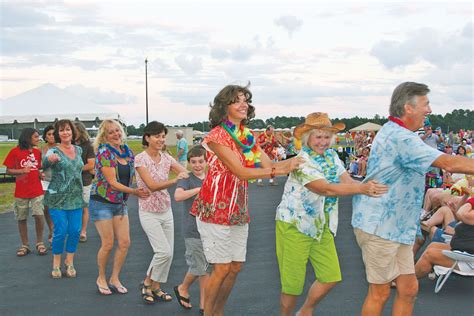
[208,142,303,181]
[305,178,388,198]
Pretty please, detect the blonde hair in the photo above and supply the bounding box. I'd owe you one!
[93,119,127,151]
[301,129,336,148]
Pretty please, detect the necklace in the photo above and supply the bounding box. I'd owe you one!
[220,120,261,168]
[106,143,131,159]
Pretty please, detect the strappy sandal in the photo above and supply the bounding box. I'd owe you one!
[140,281,155,305]
[16,245,31,257]
[51,266,62,279]
[65,263,76,278]
[36,242,48,255]
[152,288,173,302]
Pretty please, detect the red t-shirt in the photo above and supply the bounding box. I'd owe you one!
[3,147,43,198]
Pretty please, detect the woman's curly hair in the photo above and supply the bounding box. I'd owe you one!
[208,83,255,128]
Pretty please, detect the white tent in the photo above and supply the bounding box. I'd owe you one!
[349,122,383,132]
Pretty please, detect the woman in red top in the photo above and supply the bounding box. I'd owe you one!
[191,84,302,316]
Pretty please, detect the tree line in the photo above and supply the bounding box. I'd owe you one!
[126,109,473,135]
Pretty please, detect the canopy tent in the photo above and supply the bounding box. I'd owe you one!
[349,122,383,132]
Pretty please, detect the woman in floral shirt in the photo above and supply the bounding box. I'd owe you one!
[134,121,189,304]
[89,119,150,295]
[191,84,303,316]
[275,112,388,316]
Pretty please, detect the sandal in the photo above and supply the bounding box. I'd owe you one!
[109,283,128,294]
[36,242,48,256]
[173,285,192,309]
[16,245,31,257]
[96,282,112,295]
[51,266,62,279]
[140,281,155,304]
[79,235,87,243]
[153,288,173,302]
[65,263,76,278]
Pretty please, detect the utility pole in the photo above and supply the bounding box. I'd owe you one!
[145,58,149,125]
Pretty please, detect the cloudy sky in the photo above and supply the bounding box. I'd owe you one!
[1,0,472,125]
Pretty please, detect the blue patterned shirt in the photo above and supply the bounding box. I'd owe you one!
[352,121,443,245]
[276,147,346,241]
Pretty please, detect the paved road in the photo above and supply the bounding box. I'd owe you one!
[0,178,472,315]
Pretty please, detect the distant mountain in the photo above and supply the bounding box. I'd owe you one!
[0,83,110,116]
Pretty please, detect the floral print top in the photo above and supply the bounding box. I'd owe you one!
[135,151,175,213]
[276,147,346,241]
[91,144,135,204]
[191,125,260,226]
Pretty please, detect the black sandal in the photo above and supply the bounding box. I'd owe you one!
[140,281,155,305]
[152,288,173,302]
[173,285,192,309]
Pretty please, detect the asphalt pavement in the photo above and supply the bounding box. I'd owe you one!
[0,178,473,315]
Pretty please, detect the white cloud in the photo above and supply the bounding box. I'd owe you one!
[174,54,203,75]
[0,3,54,27]
[371,23,472,69]
[64,84,137,105]
[274,15,303,38]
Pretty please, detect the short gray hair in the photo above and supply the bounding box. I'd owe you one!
[389,82,430,117]
[176,130,184,137]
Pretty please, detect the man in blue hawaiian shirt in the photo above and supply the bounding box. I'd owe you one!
[352,82,474,316]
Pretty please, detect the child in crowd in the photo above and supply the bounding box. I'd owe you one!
[174,145,210,313]
[4,128,47,256]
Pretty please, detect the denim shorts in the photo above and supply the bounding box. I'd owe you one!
[89,199,128,221]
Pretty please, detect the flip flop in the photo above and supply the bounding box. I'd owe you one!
[96,283,112,295]
[173,285,191,309]
[109,283,128,294]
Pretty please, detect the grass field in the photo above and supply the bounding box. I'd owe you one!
[0,140,179,212]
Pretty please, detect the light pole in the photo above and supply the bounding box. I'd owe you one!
[145,58,149,125]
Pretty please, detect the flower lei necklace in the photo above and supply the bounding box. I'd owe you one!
[106,143,131,159]
[221,120,261,168]
[302,146,338,212]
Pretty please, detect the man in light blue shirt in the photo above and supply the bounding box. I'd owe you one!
[352,82,474,316]
[176,130,188,168]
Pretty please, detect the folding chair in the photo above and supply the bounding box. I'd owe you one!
[433,250,474,293]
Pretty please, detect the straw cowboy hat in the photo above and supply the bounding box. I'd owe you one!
[294,112,345,139]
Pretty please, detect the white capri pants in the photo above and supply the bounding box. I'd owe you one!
[139,209,174,283]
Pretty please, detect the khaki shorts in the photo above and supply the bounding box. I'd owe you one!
[354,228,415,284]
[196,218,248,264]
[14,196,44,220]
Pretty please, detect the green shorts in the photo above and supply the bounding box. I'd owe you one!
[14,196,44,220]
[276,220,342,295]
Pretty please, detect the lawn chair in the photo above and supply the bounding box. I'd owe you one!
[433,250,474,293]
